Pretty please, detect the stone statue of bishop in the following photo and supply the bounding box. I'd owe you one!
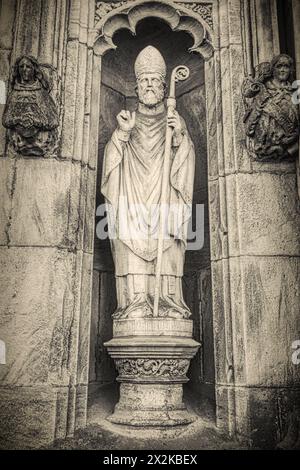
[101,46,195,319]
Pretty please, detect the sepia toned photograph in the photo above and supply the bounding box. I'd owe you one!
[0,0,299,457]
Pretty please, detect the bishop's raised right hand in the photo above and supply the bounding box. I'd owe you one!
[117,110,136,132]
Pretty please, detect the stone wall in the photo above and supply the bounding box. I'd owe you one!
[209,0,300,448]
[0,0,96,448]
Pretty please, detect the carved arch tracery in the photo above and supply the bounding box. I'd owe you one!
[91,0,214,59]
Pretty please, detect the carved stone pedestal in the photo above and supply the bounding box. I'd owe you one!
[104,319,200,427]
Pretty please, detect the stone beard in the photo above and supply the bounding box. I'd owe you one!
[101,46,195,319]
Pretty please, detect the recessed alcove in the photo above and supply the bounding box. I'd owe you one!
[89,17,215,426]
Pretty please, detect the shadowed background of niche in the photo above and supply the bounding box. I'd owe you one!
[90,17,214,405]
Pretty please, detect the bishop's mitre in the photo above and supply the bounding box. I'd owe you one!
[134,45,167,80]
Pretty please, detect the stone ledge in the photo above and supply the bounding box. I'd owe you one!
[113,318,193,338]
[104,336,200,359]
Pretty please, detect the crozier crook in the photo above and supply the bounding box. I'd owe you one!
[153,65,190,318]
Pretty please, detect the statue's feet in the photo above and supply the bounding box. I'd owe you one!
[112,296,153,319]
[149,296,191,319]
[163,308,189,319]
[113,296,191,320]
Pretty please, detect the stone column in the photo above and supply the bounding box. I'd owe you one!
[292,0,300,74]
[0,1,16,156]
[208,0,300,448]
[249,0,280,63]
[292,0,300,198]
[0,0,96,448]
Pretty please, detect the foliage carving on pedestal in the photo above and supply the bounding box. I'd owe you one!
[115,358,190,378]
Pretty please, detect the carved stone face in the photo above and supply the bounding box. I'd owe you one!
[272,57,291,83]
[18,58,35,84]
[137,72,165,107]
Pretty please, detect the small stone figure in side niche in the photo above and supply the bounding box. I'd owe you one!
[2,55,59,156]
[242,54,299,162]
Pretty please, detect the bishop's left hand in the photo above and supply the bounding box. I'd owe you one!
[167,109,182,134]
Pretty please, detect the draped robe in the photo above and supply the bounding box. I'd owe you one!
[101,108,195,318]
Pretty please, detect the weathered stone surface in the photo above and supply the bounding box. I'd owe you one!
[241,256,300,386]
[109,382,195,427]
[6,159,77,248]
[60,40,79,159]
[215,384,236,436]
[211,258,234,386]
[13,0,42,58]
[83,167,97,254]
[75,384,89,431]
[226,172,300,257]
[219,45,247,175]
[177,85,207,192]
[227,44,247,172]
[214,256,300,387]
[227,0,243,45]
[208,178,229,261]
[0,0,16,50]
[113,318,193,338]
[89,270,100,384]
[182,272,202,385]
[0,49,11,155]
[89,270,116,385]
[98,84,126,163]
[0,247,76,386]
[0,385,57,449]
[72,42,88,162]
[66,162,86,251]
[76,253,93,385]
[0,158,15,245]
[0,50,10,158]
[38,0,58,64]
[252,0,280,62]
[88,54,102,170]
[292,0,300,74]
[198,268,215,387]
[217,384,300,449]
[0,158,92,251]
[53,386,69,440]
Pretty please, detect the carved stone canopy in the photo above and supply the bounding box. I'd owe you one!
[92,0,214,60]
[95,0,214,30]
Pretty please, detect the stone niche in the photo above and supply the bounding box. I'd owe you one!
[90,16,215,424]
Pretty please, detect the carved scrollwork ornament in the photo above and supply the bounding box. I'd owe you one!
[176,2,213,29]
[2,56,59,157]
[115,358,190,378]
[242,54,299,162]
[94,1,214,30]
